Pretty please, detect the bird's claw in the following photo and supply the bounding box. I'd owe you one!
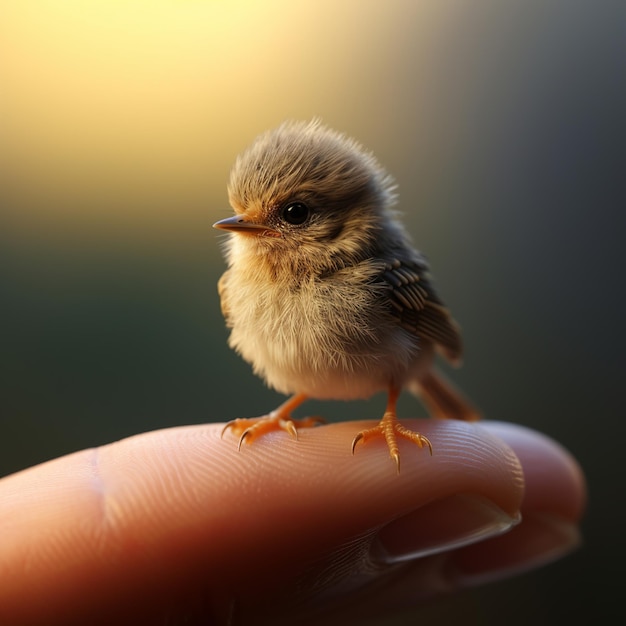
[351,432,364,455]
[352,416,433,472]
[221,413,325,450]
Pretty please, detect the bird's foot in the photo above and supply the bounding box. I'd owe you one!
[352,412,432,473]
[222,412,324,451]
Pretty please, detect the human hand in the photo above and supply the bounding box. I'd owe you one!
[0,419,585,625]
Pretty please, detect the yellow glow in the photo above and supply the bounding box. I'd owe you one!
[0,1,459,239]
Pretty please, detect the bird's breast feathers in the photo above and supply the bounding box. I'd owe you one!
[220,259,428,399]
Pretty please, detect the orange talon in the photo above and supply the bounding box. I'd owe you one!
[221,394,325,450]
[352,385,433,472]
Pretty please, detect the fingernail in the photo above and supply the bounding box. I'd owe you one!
[372,494,520,564]
[452,512,581,586]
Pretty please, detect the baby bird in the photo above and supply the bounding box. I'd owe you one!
[214,120,479,472]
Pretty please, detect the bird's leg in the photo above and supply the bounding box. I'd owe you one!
[221,394,323,450]
[352,384,432,473]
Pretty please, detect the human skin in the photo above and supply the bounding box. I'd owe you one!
[0,419,586,625]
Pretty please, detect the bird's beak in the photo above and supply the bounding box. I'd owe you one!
[212,215,280,238]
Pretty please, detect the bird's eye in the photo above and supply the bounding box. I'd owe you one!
[281,202,310,225]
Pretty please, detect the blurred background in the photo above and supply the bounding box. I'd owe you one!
[0,0,623,623]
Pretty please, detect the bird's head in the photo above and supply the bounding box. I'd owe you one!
[214,120,399,275]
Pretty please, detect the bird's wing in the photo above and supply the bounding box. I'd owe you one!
[217,270,231,325]
[380,257,463,364]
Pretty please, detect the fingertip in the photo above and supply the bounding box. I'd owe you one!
[284,419,525,520]
[480,421,587,521]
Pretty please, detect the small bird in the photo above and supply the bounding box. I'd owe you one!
[214,120,479,472]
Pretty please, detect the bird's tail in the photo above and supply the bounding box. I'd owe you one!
[408,369,481,422]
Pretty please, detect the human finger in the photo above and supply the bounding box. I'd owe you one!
[0,418,524,625]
